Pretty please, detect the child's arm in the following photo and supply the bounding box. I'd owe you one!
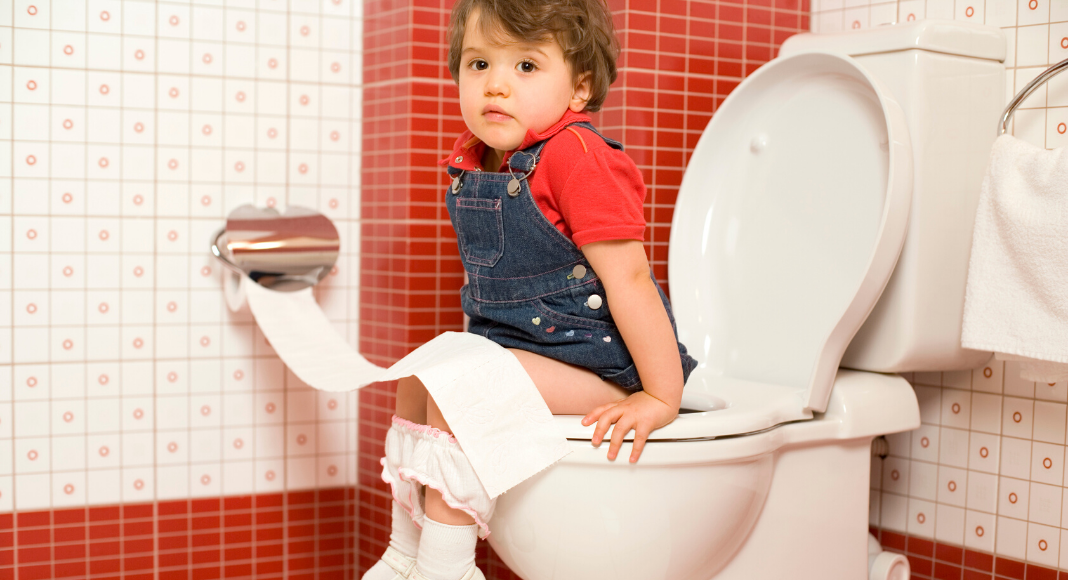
[578,239,684,463]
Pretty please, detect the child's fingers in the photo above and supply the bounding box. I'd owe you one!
[591,406,624,447]
[607,418,634,461]
[629,425,653,463]
[581,402,614,426]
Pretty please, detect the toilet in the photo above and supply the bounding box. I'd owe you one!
[486,20,1006,580]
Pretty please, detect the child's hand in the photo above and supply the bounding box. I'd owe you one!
[581,391,679,463]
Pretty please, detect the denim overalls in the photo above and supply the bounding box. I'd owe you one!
[445,122,698,392]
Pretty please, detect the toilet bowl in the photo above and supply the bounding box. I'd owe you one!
[488,20,1006,580]
[490,372,917,580]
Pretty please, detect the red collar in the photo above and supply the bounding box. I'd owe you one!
[440,109,592,171]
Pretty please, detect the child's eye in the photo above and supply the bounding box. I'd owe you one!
[517,60,537,73]
[469,59,488,71]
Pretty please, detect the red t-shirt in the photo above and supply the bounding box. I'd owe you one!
[440,110,647,248]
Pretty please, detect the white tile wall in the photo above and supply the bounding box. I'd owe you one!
[872,366,1068,568]
[0,0,364,511]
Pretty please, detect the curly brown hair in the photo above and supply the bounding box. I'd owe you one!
[446,0,620,112]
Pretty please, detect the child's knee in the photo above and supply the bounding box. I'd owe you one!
[397,375,427,397]
[395,376,429,423]
[425,393,453,432]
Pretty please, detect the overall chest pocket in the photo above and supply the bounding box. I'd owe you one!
[455,197,504,267]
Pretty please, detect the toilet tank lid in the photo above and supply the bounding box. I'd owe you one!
[780,19,1006,63]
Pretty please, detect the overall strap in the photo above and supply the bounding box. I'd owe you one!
[571,121,625,152]
[506,121,625,174]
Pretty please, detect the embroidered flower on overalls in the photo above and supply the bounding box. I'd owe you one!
[532,317,541,326]
[565,330,575,337]
[545,326,555,333]
[603,336,611,342]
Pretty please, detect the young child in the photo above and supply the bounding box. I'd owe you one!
[365,1,698,579]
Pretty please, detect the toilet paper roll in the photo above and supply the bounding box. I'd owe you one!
[243,281,569,498]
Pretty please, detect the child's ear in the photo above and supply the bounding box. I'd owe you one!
[569,72,592,113]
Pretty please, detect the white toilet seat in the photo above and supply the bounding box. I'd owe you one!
[551,369,916,466]
[666,50,914,424]
[554,368,914,442]
[554,370,801,440]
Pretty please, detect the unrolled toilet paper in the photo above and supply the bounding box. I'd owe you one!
[243,279,570,498]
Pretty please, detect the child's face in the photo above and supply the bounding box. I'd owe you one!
[457,11,591,155]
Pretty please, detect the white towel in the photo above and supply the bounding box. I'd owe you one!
[962,134,1068,381]
[243,281,570,499]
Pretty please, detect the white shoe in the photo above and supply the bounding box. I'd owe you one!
[410,564,485,580]
[378,546,418,579]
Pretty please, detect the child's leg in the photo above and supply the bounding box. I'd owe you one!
[413,397,480,580]
[363,377,431,580]
[424,399,475,526]
[392,376,431,548]
[505,347,630,413]
[380,350,629,580]
[415,348,628,530]
[412,353,627,580]
[397,375,428,424]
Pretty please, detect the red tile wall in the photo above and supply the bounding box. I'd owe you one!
[0,500,1060,579]
[870,528,1067,580]
[0,488,356,579]
[357,0,809,577]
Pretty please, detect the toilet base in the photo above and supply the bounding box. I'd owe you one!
[868,534,911,580]
[711,437,872,579]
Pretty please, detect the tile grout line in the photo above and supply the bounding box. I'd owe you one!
[47,3,55,578]
[316,6,324,576]
[152,1,162,578]
[9,1,16,578]
[81,3,92,577]
[284,0,292,575]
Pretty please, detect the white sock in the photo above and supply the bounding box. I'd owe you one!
[361,502,422,580]
[389,501,422,557]
[415,516,478,580]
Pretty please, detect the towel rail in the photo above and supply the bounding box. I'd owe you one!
[1000,57,1068,135]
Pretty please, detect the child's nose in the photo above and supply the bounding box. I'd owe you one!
[484,70,509,97]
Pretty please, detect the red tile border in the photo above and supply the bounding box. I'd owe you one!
[912,537,936,558]
[998,558,1026,580]
[872,527,1066,580]
[968,550,996,572]
[0,488,356,579]
[911,554,935,577]
[1028,564,1059,580]
[938,543,965,566]
[936,560,965,580]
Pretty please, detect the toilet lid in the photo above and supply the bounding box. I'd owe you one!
[668,51,913,422]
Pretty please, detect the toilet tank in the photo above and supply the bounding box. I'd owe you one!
[779,21,1005,373]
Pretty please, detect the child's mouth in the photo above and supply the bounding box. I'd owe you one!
[484,111,512,123]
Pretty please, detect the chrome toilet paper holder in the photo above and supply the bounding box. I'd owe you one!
[210,204,340,292]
